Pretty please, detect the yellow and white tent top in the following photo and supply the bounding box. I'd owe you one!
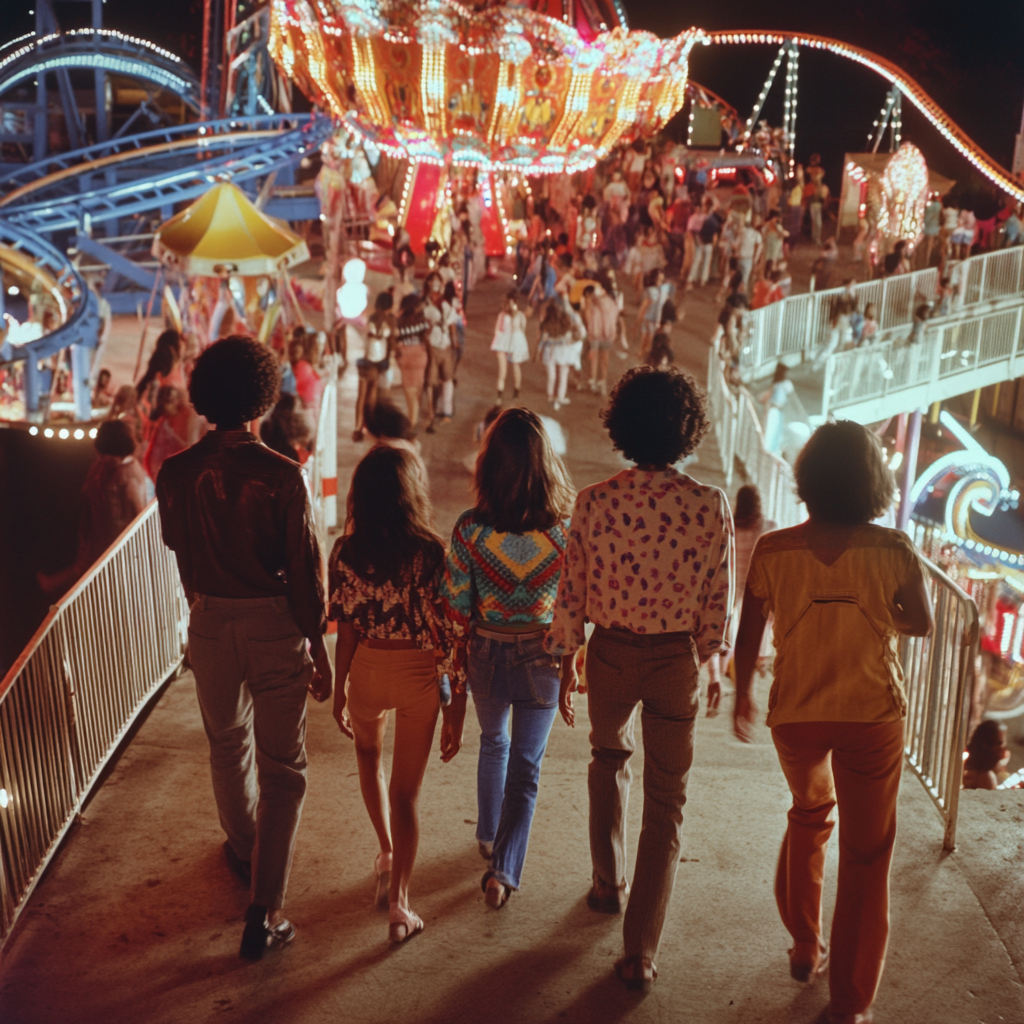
[152,182,309,277]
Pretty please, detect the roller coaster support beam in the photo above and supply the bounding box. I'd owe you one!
[74,233,157,292]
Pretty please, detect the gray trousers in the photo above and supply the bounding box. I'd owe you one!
[585,625,699,961]
[187,594,312,909]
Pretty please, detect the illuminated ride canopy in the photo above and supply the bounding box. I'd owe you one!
[268,0,702,173]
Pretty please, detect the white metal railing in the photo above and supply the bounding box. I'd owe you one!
[822,299,1024,420]
[707,353,979,850]
[309,375,338,536]
[900,557,979,851]
[0,502,188,950]
[706,350,805,528]
[742,245,1024,380]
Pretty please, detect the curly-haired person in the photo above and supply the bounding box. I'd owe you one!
[156,336,333,963]
[545,365,735,993]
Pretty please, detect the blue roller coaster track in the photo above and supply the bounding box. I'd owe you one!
[0,114,331,233]
[0,112,331,414]
[0,29,201,116]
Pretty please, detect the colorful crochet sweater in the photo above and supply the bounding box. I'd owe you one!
[440,510,570,637]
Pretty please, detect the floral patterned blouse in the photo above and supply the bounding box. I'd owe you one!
[328,546,454,660]
[545,468,735,661]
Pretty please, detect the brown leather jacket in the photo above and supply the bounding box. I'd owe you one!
[156,430,325,644]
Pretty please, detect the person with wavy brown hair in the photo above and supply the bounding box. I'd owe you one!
[733,420,933,1024]
[441,408,575,909]
[328,445,464,943]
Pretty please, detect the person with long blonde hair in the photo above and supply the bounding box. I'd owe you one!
[328,445,464,943]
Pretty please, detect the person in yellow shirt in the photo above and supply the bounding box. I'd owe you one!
[733,421,933,1024]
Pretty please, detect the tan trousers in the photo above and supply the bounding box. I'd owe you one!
[187,594,313,910]
[771,719,904,1016]
[585,625,699,961]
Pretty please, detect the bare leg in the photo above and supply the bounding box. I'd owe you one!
[403,386,419,429]
[598,348,609,388]
[389,708,439,912]
[511,362,522,394]
[354,377,368,433]
[496,352,508,395]
[350,711,393,857]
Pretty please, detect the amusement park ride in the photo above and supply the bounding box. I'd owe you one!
[0,0,1021,421]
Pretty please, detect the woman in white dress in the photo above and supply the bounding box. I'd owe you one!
[491,291,530,402]
[761,362,795,454]
[536,301,575,411]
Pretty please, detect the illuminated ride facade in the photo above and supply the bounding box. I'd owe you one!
[268,0,701,252]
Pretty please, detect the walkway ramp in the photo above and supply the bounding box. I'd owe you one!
[743,247,1024,426]
[0,669,1019,1024]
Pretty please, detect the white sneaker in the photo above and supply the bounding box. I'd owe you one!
[559,396,571,406]
[552,399,561,411]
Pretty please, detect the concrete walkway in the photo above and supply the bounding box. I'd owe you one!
[1,271,1020,1023]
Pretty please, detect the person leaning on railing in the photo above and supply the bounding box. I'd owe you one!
[156,336,332,964]
[732,420,933,1024]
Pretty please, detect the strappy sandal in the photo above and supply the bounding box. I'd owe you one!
[481,871,510,910]
[374,852,392,910]
[614,955,657,993]
[388,905,424,944]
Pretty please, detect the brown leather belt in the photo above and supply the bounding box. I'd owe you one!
[474,627,547,643]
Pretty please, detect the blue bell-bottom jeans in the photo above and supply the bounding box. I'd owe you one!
[468,632,560,891]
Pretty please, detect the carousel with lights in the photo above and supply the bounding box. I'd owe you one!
[269,0,704,259]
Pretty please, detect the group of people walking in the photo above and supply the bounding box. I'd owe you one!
[155,332,933,1024]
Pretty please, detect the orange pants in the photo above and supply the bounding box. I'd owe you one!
[771,720,904,1016]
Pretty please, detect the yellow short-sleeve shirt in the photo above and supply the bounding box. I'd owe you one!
[746,523,923,727]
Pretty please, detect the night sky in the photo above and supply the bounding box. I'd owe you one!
[2,1,1021,199]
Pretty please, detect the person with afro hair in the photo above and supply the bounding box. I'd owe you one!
[545,365,734,993]
[156,335,332,963]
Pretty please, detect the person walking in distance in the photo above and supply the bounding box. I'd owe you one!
[422,271,456,432]
[732,421,932,1024]
[156,336,332,962]
[546,366,734,993]
[491,291,530,403]
[395,294,431,430]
